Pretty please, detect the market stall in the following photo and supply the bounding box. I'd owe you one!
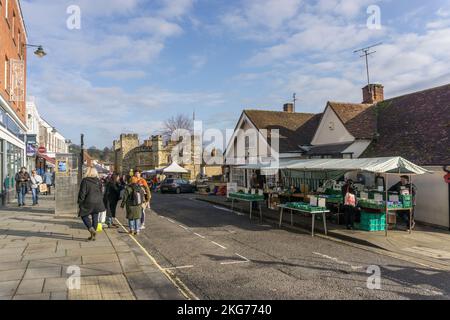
[238,157,431,236]
[228,191,265,221]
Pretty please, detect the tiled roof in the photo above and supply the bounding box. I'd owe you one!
[306,142,353,156]
[362,84,450,165]
[328,102,376,139]
[244,110,320,153]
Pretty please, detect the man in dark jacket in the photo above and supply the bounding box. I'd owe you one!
[103,173,121,228]
[78,168,106,241]
[389,175,417,230]
[15,167,30,207]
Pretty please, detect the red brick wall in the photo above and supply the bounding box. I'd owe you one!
[0,0,27,125]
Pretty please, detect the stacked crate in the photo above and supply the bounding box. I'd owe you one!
[359,212,386,232]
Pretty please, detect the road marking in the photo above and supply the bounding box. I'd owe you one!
[235,253,250,262]
[194,233,206,239]
[213,206,233,213]
[313,252,363,270]
[220,253,250,265]
[163,265,194,271]
[178,224,189,230]
[211,241,227,249]
[167,218,176,223]
[113,218,199,300]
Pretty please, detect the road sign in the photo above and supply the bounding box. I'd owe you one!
[444,173,450,184]
[38,146,46,154]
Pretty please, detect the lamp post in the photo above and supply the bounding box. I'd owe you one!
[24,44,47,58]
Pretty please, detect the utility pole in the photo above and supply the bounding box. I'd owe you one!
[353,42,382,93]
[79,134,84,180]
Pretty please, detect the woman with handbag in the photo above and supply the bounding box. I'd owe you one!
[78,167,106,241]
[341,179,357,230]
[30,170,43,206]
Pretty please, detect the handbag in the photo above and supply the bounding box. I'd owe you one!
[96,222,103,232]
[98,211,107,224]
[39,184,48,193]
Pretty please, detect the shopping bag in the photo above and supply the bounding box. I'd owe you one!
[39,184,48,193]
[96,222,103,232]
[98,211,107,224]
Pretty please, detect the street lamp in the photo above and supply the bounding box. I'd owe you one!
[25,44,47,58]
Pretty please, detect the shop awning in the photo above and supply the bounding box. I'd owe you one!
[36,153,56,165]
[239,157,431,175]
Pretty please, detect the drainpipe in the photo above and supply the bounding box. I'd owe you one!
[445,165,450,231]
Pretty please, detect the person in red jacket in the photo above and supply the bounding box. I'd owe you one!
[134,169,151,230]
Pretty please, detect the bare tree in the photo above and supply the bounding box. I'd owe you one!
[160,114,193,140]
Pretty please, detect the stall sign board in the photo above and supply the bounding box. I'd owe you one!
[227,183,237,198]
[360,192,368,200]
[389,195,399,202]
[374,193,383,202]
[310,195,318,207]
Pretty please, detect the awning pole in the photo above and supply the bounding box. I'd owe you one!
[409,174,413,234]
[385,173,388,237]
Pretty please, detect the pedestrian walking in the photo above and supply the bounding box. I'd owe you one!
[133,169,151,230]
[342,179,357,230]
[15,167,30,207]
[120,176,145,235]
[30,170,43,206]
[43,169,53,195]
[104,173,121,228]
[77,167,106,241]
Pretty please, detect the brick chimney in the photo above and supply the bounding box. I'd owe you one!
[362,84,384,104]
[283,103,294,113]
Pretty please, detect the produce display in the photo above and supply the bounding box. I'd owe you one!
[284,202,327,212]
[228,192,265,201]
[321,194,343,204]
[358,198,412,210]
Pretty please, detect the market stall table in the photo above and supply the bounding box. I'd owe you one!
[228,193,265,221]
[278,204,329,237]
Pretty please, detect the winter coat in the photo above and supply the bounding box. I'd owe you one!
[43,172,53,185]
[78,177,106,217]
[120,185,143,220]
[30,175,43,189]
[104,181,121,216]
[15,172,30,192]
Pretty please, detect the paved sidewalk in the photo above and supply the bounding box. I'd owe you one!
[196,194,450,271]
[0,195,187,300]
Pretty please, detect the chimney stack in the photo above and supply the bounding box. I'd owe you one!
[362,84,384,104]
[283,103,294,113]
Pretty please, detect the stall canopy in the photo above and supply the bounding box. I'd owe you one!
[285,157,431,174]
[239,157,431,175]
[162,162,189,174]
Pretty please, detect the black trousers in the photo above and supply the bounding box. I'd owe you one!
[344,205,356,227]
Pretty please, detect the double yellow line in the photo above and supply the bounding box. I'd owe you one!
[114,218,199,300]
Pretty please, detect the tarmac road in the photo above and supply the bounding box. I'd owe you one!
[116,193,450,300]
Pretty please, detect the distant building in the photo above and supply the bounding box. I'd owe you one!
[113,134,202,180]
[26,98,70,174]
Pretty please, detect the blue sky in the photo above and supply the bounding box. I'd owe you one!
[21,0,450,148]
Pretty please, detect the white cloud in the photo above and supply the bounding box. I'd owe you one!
[97,70,147,80]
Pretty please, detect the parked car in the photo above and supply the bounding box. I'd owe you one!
[160,178,196,194]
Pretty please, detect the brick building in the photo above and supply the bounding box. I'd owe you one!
[0,0,28,202]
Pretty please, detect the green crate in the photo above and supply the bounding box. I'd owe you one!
[359,223,386,232]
